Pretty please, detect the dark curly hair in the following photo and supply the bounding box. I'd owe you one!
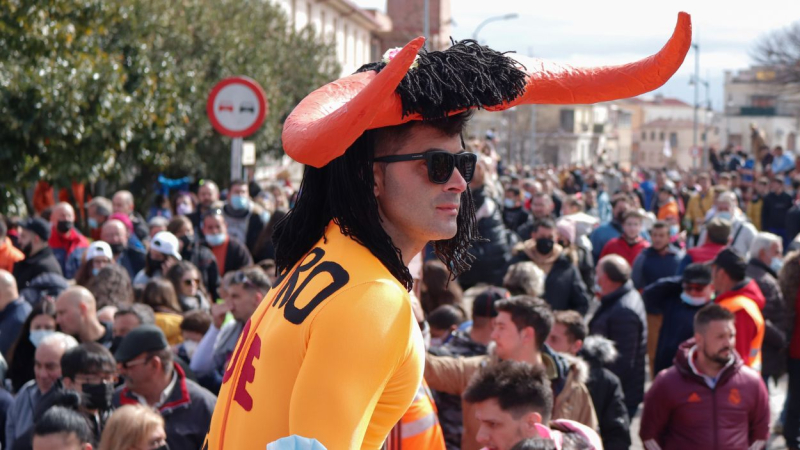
[273,112,480,291]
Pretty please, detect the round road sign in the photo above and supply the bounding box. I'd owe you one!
[207,77,268,138]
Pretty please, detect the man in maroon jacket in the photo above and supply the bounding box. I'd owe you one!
[640,304,769,450]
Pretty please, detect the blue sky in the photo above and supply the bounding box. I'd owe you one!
[353,0,800,110]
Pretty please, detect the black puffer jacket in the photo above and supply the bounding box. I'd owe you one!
[510,249,590,316]
[746,258,789,379]
[579,336,631,450]
[589,281,647,413]
[458,188,514,289]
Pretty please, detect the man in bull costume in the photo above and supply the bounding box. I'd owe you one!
[205,12,691,450]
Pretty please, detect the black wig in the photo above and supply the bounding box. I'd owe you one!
[272,113,480,291]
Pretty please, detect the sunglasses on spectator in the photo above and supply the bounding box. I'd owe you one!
[120,356,152,370]
[183,278,200,286]
[373,150,477,184]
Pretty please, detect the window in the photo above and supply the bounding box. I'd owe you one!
[669,132,678,148]
[659,131,665,141]
[641,131,646,141]
[650,131,656,140]
[560,109,575,132]
[751,95,776,108]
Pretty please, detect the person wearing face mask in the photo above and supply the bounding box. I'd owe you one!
[86,197,113,241]
[13,218,63,288]
[746,232,790,388]
[699,190,757,259]
[74,242,114,288]
[511,218,590,316]
[643,263,715,374]
[201,211,252,276]
[133,231,183,287]
[114,325,217,450]
[502,187,530,233]
[54,343,118,446]
[100,219,146,281]
[221,180,268,255]
[6,332,78,450]
[167,216,220,300]
[0,270,32,359]
[173,192,197,218]
[48,202,89,276]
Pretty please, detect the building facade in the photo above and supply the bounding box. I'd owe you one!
[273,0,390,76]
[724,66,799,153]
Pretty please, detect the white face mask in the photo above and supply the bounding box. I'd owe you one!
[681,292,708,306]
[182,340,199,359]
[770,257,784,273]
[29,329,55,348]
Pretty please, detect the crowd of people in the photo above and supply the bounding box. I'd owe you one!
[0,139,799,449]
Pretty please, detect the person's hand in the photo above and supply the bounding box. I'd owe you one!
[161,256,177,274]
[211,301,230,329]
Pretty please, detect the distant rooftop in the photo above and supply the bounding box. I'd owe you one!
[621,94,691,107]
[641,118,697,129]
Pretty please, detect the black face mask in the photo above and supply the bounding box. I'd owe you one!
[81,381,114,411]
[109,243,126,255]
[154,443,170,450]
[56,220,74,234]
[147,255,165,275]
[180,234,194,250]
[22,243,33,257]
[535,238,555,255]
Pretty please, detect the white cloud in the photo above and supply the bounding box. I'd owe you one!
[353,0,800,108]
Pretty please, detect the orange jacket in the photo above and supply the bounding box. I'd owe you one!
[717,291,765,371]
[390,381,446,450]
[0,237,24,273]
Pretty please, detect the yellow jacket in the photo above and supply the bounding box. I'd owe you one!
[685,191,715,235]
[206,221,423,450]
[746,197,763,231]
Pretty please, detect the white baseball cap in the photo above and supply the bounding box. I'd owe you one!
[85,241,113,261]
[150,231,182,260]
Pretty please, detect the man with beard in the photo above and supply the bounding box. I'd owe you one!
[640,304,769,450]
[13,218,62,288]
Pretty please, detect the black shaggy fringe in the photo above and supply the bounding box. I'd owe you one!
[357,39,528,119]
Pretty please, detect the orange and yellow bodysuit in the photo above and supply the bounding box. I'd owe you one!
[205,221,424,449]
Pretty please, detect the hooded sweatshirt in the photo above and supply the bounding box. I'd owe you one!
[714,279,766,369]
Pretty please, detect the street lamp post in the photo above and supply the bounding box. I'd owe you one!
[472,13,519,41]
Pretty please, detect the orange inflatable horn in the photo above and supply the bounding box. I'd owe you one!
[283,12,691,168]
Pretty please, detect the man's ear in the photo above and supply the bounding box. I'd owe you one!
[373,162,385,198]
[523,411,544,436]
[571,339,583,355]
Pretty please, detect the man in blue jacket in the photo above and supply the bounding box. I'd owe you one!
[643,263,714,374]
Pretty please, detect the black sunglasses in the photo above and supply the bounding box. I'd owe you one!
[373,150,477,184]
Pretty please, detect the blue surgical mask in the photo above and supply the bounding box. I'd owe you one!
[92,267,100,276]
[29,329,55,347]
[503,198,516,209]
[716,211,732,221]
[681,292,708,306]
[230,195,249,210]
[88,217,99,229]
[206,233,227,247]
[770,257,784,273]
[669,225,679,237]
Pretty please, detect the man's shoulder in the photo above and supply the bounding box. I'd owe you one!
[185,378,217,407]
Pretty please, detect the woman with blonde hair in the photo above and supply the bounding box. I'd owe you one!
[99,404,167,450]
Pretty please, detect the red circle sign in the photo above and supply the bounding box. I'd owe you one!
[207,77,268,138]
